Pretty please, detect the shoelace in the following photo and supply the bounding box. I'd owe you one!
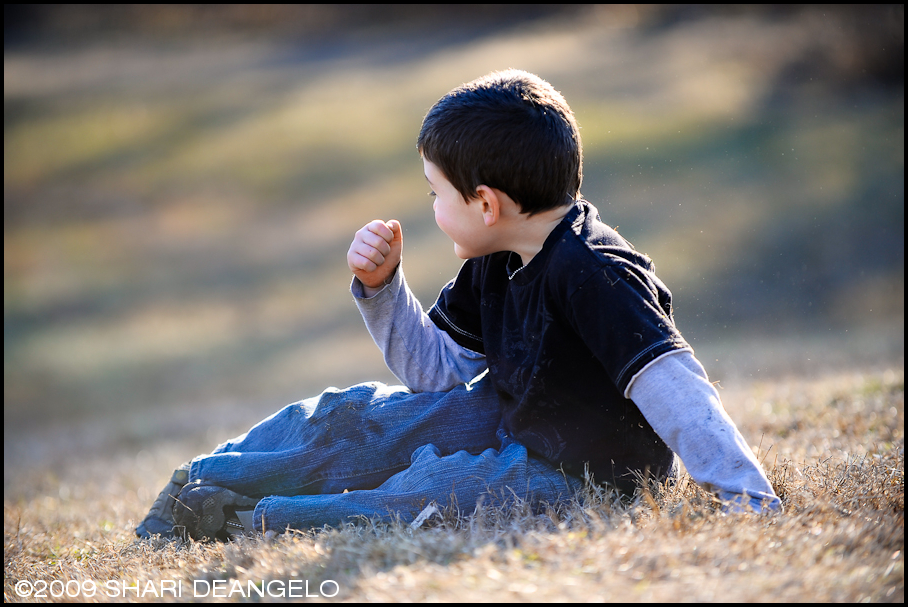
[225,518,244,530]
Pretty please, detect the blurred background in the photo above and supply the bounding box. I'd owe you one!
[4,5,904,468]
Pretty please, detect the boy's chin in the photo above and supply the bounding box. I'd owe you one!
[453,244,477,260]
[454,242,499,260]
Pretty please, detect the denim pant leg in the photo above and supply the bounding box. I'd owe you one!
[188,375,502,498]
[254,439,585,532]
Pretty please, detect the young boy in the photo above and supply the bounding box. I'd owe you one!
[137,69,779,542]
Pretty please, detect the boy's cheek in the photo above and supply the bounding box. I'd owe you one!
[434,214,452,239]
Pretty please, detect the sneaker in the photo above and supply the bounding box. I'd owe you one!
[173,480,259,542]
[135,463,190,539]
[225,509,257,539]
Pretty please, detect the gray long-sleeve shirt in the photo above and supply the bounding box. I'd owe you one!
[352,265,780,513]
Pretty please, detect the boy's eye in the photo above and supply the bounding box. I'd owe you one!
[427,191,436,197]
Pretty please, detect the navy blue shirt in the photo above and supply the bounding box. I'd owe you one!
[428,201,689,491]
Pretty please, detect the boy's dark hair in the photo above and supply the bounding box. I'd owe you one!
[417,69,582,215]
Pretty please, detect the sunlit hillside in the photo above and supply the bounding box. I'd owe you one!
[4,6,903,461]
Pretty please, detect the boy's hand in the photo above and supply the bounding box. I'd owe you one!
[347,219,403,294]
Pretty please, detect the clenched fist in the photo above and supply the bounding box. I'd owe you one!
[347,219,403,295]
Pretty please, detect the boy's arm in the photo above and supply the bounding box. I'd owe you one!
[352,264,487,393]
[626,350,781,514]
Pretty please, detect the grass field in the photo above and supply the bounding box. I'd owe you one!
[4,345,903,602]
[4,6,904,603]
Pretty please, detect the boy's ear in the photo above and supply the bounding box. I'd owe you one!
[474,185,500,227]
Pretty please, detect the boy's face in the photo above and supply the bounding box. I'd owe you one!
[424,158,495,260]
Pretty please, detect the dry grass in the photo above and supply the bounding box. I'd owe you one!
[5,365,902,603]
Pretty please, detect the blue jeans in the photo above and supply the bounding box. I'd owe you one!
[188,375,583,532]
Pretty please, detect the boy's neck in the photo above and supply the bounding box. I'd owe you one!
[499,202,573,267]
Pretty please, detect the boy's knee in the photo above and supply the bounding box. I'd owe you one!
[410,443,442,463]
